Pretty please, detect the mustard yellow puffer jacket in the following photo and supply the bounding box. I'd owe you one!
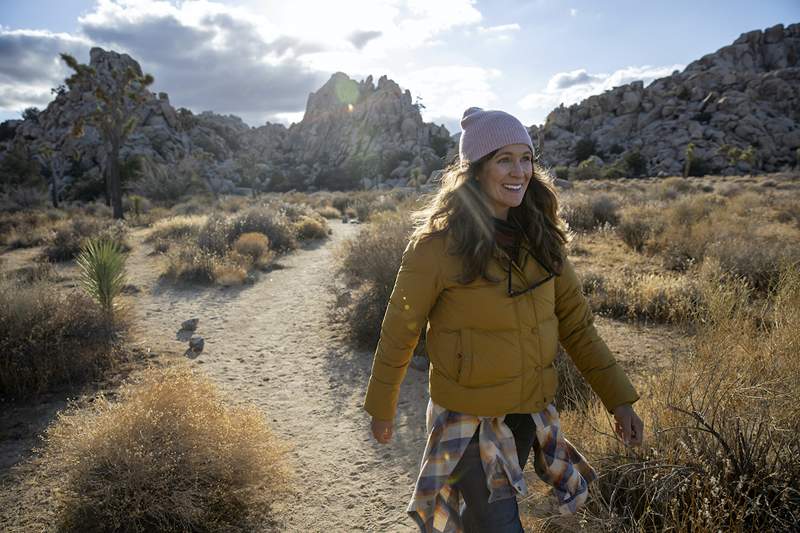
[363,232,639,421]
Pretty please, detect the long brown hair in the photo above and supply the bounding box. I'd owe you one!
[411,150,570,283]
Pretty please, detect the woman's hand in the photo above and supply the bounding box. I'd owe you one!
[612,403,644,447]
[371,417,394,444]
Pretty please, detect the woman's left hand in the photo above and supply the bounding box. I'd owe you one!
[612,403,644,447]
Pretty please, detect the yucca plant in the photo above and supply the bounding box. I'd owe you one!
[77,237,127,316]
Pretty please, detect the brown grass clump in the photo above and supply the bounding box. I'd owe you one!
[316,205,342,219]
[561,193,620,232]
[233,232,271,261]
[145,214,206,244]
[0,278,123,399]
[563,263,800,532]
[162,246,223,285]
[294,215,329,240]
[29,365,290,532]
[230,208,297,252]
[582,269,701,324]
[332,210,414,347]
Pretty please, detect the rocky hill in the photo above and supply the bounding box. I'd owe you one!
[2,23,799,197]
[0,48,452,196]
[531,23,800,176]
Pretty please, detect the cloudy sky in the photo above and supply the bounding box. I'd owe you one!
[1,0,797,133]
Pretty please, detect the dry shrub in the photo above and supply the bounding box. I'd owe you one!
[574,263,800,531]
[197,213,235,255]
[0,278,122,399]
[34,365,289,532]
[316,205,342,219]
[42,217,130,262]
[332,210,414,347]
[294,215,329,240]
[233,232,270,261]
[145,215,206,244]
[231,208,297,252]
[657,176,694,200]
[616,205,664,252]
[561,193,620,232]
[554,346,593,411]
[583,269,700,324]
[163,245,222,285]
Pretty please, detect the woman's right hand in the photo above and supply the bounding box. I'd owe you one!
[371,417,394,444]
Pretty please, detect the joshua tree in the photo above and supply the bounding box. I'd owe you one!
[683,142,695,178]
[60,52,154,219]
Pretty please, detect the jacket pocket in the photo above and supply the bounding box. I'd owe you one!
[427,329,462,381]
[457,328,519,387]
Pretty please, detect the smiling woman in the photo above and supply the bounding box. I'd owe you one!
[364,107,643,532]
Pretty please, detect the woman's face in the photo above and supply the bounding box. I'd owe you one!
[476,143,534,220]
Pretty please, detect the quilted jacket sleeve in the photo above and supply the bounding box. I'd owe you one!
[554,256,639,412]
[363,236,444,421]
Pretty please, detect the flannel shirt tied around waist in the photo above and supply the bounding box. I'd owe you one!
[407,399,597,533]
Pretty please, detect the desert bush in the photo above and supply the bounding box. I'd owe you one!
[34,365,289,532]
[42,217,130,262]
[574,137,597,163]
[553,166,570,181]
[0,279,120,399]
[623,150,648,177]
[333,210,414,347]
[576,263,800,531]
[233,232,270,261]
[316,205,342,219]
[132,156,205,204]
[197,213,236,255]
[0,185,47,212]
[231,208,297,252]
[571,156,602,180]
[162,245,221,285]
[76,237,127,316]
[145,215,206,244]
[294,215,329,240]
[616,205,663,251]
[583,269,701,324]
[561,193,620,231]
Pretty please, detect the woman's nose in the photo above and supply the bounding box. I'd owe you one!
[510,160,524,177]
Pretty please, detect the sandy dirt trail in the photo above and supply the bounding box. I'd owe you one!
[123,220,430,532]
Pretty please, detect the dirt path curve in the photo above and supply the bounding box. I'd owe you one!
[123,220,429,532]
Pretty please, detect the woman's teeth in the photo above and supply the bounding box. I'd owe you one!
[502,184,522,191]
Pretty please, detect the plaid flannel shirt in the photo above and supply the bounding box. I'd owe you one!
[407,399,596,533]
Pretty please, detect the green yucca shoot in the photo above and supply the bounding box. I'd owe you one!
[77,237,127,315]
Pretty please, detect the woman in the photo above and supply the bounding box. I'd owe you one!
[364,107,643,532]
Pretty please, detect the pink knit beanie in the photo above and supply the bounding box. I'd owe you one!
[458,107,534,164]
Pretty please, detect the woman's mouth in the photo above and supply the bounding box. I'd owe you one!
[502,184,523,191]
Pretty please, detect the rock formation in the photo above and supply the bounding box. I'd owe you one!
[0,48,452,195]
[531,23,800,175]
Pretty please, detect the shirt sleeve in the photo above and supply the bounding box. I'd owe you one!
[363,236,444,421]
[553,256,639,412]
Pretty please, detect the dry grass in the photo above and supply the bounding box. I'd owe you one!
[145,214,206,244]
[233,232,271,261]
[293,215,329,240]
[316,205,342,219]
[332,210,414,348]
[6,365,290,532]
[547,263,800,532]
[0,277,126,399]
[41,216,131,262]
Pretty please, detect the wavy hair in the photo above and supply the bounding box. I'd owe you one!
[411,150,570,284]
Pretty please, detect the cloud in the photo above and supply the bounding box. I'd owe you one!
[0,28,92,111]
[348,30,382,50]
[477,23,520,34]
[393,65,501,133]
[1,0,491,124]
[570,8,578,17]
[518,64,685,124]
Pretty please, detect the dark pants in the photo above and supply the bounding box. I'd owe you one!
[450,414,536,533]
